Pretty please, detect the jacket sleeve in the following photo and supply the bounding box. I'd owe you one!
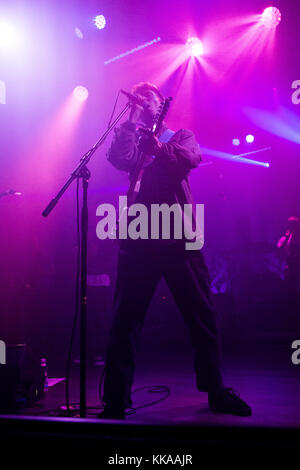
[155,129,202,173]
[107,121,139,172]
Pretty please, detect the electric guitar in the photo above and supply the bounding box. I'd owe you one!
[127,96,172,206]
[115,97,172,238]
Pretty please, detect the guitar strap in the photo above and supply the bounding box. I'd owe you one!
[159,128,175,143]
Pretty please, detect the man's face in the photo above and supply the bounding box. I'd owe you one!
[137,89,162,126]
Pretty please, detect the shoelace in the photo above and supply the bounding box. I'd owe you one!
[225,387,241,399]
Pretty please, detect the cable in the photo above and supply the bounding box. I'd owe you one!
[41,91,166,418]
[98,365,106,406]
[107,90,121,129]
[33,383,170,417]
[86,383,171,416]
[126,385,171,416]
[40,93,125,419]
[98,367,170,416]
[65,177,81,415]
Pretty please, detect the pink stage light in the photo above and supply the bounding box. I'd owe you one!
[246,134,254,143]
[73,86,88,102]
[104,37,161,65]
[185,37,204,57]
[202,146,270,168]
[94,15,106,30]
[261,7,281,28]
[244,105,300,144]
[232,138,240,146]
[19,90,88,193]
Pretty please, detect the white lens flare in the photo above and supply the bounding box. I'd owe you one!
[0,21,18,48]
[261,7,281,28]
[185,37,204,57]
[94,15,106,30]
[73,86,89,102]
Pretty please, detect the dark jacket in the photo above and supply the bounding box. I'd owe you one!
[107,120,202,249]
[107,120,202,208]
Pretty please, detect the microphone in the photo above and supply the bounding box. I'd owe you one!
[120,89,145,107]
[0,189,22,198]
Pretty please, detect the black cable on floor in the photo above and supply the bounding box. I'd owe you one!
[33,383,171,417]
[125,385,171,416]
[98,367,171,416]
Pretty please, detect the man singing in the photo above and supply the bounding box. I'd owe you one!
[98,82,251,419]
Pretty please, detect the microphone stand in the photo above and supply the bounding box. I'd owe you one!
[42,103,131,418]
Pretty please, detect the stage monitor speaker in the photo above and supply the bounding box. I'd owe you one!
[0,344,45,412]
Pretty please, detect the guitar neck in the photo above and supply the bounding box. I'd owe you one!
[127,97,172,204]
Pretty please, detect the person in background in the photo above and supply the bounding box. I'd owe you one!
[277,216,300,284]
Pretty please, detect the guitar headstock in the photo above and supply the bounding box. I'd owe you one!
[152,97,172,135]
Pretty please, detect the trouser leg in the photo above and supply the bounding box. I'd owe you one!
[103,248,161,409]
[163,248,223,393]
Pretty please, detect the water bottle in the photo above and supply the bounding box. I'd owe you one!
[41,358,49,393]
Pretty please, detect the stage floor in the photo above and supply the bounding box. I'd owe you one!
[1,351,300,461]
[12,350,300,428]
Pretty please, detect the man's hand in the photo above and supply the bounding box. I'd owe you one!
[129,103,144,124]
[128,94,145,124]
[139,134,162,155]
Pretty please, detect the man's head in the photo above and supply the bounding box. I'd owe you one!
[131,82,164,126]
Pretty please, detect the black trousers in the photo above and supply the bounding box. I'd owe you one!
[103,241,223,409]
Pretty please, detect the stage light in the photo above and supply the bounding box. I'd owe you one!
[261,7,281,28]
[73,86,88,102]
[104,37,161,65]
[244,105,300,145]
[246,134,254,143]
[202,146,271,167]
[75,27,83,39]
[185,37,204,57]
[232,138,240,146]
[0,21,18,48]
[94,15,106,30]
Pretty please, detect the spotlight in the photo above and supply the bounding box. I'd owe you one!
[246,134,254,143]
[261,7,281,28]
[74,27,83,39]
[73,86,88,102]
[104,37,161,65]
[232,138,240,146]
[94,15,106,30]
[185,37,204,57]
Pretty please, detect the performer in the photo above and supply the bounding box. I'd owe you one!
[98,82,251,419]
[277,216,300,284]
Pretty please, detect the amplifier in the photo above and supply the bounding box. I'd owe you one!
[0,344,45,412]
